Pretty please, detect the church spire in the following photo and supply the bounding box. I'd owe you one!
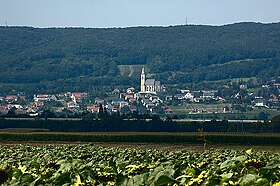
[140,67,146,92]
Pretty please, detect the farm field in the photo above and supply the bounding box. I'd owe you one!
[1,132,280,146]
[0,144,280,185]
[172,104,279,120]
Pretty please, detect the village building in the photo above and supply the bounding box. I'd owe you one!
[87,105,100,113]
[112,88,120,94]
[71,92,87,103]
[34,94,52,102]
[140,68,161,94]
[5,95,18,103]
[67,101,79,108]
[273,83,280,89]
[254,98,268,108]
[126,87,135,94]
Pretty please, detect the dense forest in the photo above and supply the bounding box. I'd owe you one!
[0,22,280,93]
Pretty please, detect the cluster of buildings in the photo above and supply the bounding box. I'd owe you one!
[0,68,280,117]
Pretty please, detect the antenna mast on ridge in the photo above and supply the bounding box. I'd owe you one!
[185,16,188,25]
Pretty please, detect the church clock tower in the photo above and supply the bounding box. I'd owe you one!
[140,68,146,92]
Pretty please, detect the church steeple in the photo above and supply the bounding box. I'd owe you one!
[140,67,146,92]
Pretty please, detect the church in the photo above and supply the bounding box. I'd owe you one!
[140,68,161,94]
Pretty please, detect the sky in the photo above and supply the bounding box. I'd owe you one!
[0,0,280,28]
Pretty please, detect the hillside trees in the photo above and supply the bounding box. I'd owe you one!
[0,23,280,93]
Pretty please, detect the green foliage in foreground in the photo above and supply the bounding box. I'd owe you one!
[0,145,280,185]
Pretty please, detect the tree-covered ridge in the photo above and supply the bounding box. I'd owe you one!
[0,22,280,93]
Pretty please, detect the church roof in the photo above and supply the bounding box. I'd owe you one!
[155,81,160,86]
[145,79,155,86]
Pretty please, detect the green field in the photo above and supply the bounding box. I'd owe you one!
[172,104,279,120]
[117,65,145,77]
[0,144,280,185]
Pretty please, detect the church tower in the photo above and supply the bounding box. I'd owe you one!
[140,67,146,92]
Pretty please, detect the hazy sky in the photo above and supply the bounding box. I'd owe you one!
[0,0,280,28]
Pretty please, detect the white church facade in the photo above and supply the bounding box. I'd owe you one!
[140,68,161,94]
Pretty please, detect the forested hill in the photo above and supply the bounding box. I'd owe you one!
[0,22,280,93]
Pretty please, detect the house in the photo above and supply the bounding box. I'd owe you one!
[175,94,185,100]
[185,93,194,101]
[268,94,278,103]
[124,94,134,100]
[202,90,217,99]
[193,98,205,103]
[234,92,242,99]
[26,108,38,114]
[180,89,190,94]
[64,92,72,98]
[262,85,270,89]
[120,101,129,108]
[190,108,207,114]
[112,88,120,94]
[217,97,226,103]
[112,108,120,113]
[5,95,18,103]
[165,95,173,101]
[67,101,79,108]
[111,99,128,108]
[8,104,23,109]
[50,95,58,101]
[29,112,39,117]
[87,106,100,113]
[273,83,280,89]
[126,87,135,94]
[254,98,268,107]
[71,92,88,103]
[34,94,51,102]
[34,101,44,107]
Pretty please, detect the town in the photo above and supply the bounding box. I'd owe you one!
[0,68,280,121]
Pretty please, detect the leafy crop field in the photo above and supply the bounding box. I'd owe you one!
[0,144,280,185]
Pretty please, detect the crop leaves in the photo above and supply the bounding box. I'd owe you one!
[0,145,279,185]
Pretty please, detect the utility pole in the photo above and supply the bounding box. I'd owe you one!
[185,16,188,25]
